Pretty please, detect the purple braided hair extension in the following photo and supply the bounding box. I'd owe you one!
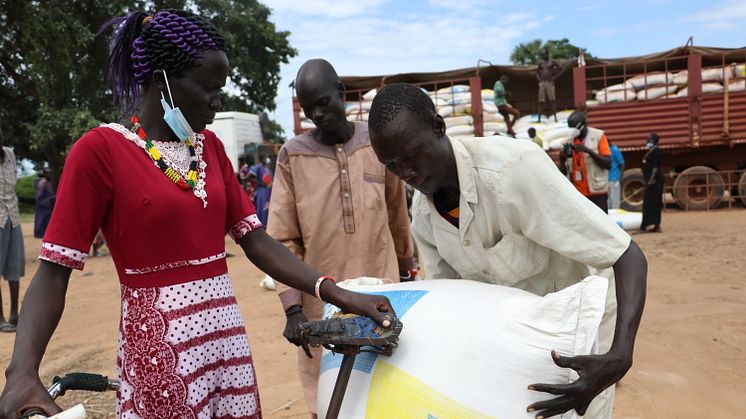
[97,11,149,111]
[98,9,223,111]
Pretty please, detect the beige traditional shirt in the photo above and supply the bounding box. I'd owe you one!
[0,147,20,228]
[267,122,414,309]
[412,136,631,296]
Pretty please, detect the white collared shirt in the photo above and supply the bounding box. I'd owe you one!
[412,136,630,296]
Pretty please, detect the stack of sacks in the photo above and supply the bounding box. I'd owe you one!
[593,64,746,104]
[481,88,510,135]
[594,82,636,103]
[675,82,724,97]
[544,121,574,151]
[300,117,315,130]
[431,86,471,137]
[345,88,377,122]
[510,111,574,151]
[430,85,472,118]
[512,114,544,136]
[444,115,475,137]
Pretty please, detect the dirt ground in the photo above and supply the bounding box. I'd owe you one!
[0,209,744,418]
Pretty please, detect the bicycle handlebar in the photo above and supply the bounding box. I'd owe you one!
[19,373,120,419]
[47,373,120,399]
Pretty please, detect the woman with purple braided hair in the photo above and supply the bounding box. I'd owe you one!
[0,9,396,419]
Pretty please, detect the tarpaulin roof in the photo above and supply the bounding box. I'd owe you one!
[339,45,746,91]
[338,45,746,114]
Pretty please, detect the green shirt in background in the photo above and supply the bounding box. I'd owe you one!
[493,81,507,106]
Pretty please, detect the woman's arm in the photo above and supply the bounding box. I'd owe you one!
[0,261,73,417]
[239,229,395,323]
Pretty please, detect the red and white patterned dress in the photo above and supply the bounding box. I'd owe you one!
[40,124,264,418]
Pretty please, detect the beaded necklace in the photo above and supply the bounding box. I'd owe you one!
[130,116,198,189]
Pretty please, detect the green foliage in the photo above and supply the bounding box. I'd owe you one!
[0,0,295,181]
[15,175,36,214]
[265,119,286,144]
[15,175,36,203]
[510,38,594,65]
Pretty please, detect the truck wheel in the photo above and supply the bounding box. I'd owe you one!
[738,171,746,206]
[620,168,645,212]
[672,166,724,210]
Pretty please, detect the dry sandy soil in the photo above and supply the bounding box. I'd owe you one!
[1,210,744,418]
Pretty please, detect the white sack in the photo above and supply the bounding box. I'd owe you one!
[317,277,608,419]
[635,85,678,100]
[444,115,473,126]
[446,124,474,137]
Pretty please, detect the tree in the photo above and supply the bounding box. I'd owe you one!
[510,38,594,65]
[0,0,296,182]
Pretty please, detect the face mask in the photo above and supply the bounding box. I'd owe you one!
[567,122,585,140]
[646,142,655,149]
[160,69,194,142]
[264,157,271,165]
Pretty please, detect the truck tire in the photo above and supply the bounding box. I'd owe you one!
[672,166,724,210]
[738,171,746,207]
[620,168,645,212]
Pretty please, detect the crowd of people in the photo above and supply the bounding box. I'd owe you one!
[0,7,667,419]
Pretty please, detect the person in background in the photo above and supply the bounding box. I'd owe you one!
[527,127,543,148]
[0,126,24,333]
[33,170,55,239]
[251,155,273,225]
[267,59,415,418]
[493,75,520,137]
[537,48,562,122]
[640,133,663,232]
[607,139,625,210]
[237,156,248,186]
[560,110,612,213]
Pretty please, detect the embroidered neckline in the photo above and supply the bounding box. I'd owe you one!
[102,122,208,207]
[131,116,198,190]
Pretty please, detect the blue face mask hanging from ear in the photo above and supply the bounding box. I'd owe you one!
[160,69,195,142]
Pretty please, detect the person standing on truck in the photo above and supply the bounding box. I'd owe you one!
[537,48,562,122]
[639,133,663,233]
[560,110,612,213]
[493,75,520,137]
[607,139,625,210]
[266,59,415,418]
[367,83,647,419]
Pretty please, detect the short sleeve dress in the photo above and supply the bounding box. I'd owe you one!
[40,123,263,419]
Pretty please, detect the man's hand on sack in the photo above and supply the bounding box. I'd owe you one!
[526,350,631,418]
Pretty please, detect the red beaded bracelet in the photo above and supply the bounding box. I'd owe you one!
[315,275,336,301]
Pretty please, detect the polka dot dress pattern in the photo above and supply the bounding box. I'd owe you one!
[116,274,261,418]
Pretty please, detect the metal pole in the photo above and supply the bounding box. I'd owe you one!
[326,351,357,419]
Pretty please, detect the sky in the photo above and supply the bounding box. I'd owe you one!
[260,0,746,137]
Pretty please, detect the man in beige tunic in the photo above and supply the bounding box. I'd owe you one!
[266,60,414,417]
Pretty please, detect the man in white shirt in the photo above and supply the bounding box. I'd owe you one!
[367,83,648,419]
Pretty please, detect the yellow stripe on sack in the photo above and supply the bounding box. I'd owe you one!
[365,361,495,419]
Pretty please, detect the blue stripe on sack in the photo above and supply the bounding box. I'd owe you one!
[320,290,428,375]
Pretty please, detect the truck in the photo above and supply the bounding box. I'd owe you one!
[291,45,746,211]
[207,111,264,170]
